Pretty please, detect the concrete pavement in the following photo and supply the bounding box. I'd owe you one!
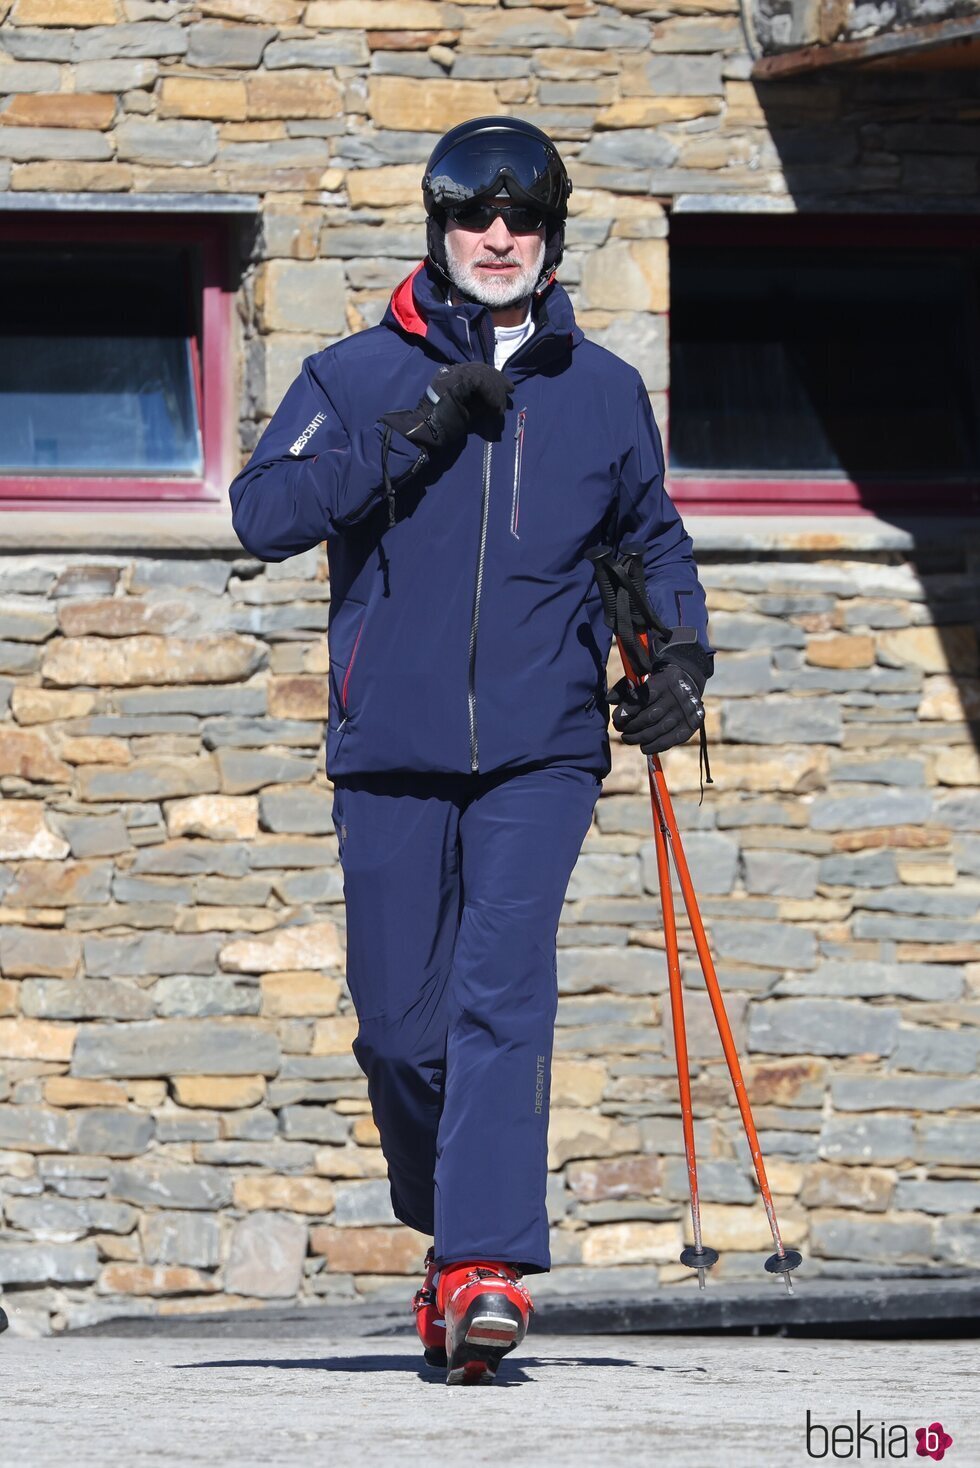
[2,1331,976,1467]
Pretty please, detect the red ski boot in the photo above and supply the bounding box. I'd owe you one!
[437,1259,534,1385]
[412,1246,447,1367]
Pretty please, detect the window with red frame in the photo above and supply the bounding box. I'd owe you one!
[0,215,233,509]
[666,214,980,516]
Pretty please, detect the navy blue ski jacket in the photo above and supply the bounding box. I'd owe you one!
[229,259,712,781]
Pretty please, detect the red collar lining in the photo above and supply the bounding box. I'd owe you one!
[390,263,428,338]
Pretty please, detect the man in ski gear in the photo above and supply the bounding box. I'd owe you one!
[229,115,713,1385]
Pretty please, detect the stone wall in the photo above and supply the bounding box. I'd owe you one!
[0,0,978,1334]
[2,0,980,468]
[0,541,976,1334]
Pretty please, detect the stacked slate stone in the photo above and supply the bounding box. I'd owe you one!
[2,0,979,425]
[0,547,976,1333]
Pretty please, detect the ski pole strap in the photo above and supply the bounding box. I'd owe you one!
[586,542,700,670]
[587,542,714,801]
[586,543,668,674]
[697,722,713,805]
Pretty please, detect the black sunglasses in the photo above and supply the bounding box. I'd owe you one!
[447,200,547,234]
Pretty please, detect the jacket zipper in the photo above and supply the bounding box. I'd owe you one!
[510,408,526,540]
[468,438,492,773]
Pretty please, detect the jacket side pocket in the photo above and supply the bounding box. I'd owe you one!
[340,610,367,720]
[328,598,368,729]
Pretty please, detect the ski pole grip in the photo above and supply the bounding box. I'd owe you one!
[585,544,618,630]
[620,540,648,613]
[620,538,673,645]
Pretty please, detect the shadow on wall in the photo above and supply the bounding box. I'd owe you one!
[673,62,980,767]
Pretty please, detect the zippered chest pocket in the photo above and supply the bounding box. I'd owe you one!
[501,402,616,560]
[510,407,527,540]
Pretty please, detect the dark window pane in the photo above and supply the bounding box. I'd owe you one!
[669,247,980,479]
[0,246,202,476]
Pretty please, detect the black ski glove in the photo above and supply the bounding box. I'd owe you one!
[379,362,514,453]
[609,658,707,757]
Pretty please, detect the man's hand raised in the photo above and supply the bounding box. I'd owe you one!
[380,363,514,453]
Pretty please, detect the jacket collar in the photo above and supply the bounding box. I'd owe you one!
[383,258,582,381]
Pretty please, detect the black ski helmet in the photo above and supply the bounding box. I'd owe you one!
[421,115,572,295]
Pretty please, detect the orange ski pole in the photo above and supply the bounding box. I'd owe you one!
[645,751,798,1291]
[649,763,717,1289]
[587,542,802,1294]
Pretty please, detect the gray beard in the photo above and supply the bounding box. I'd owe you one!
[444,238,545,310]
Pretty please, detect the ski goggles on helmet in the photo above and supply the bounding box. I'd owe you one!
[423,119,570,224]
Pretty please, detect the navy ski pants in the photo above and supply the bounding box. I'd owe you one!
[331,762,601,1276]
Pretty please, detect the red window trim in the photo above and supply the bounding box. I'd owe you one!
[664,476,980,516]
[665,212,980,518]
[0,213,234,511]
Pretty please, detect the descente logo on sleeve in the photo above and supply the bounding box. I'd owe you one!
[289,411,327,456]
